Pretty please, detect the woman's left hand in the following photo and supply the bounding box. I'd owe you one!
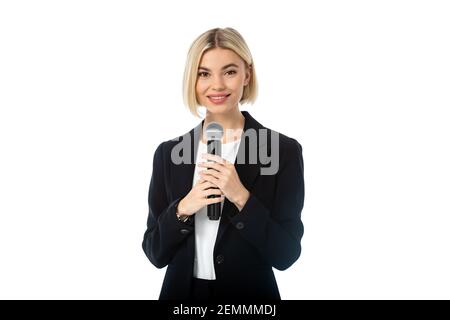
[198,153,250,211]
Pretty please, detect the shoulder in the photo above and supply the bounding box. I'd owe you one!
[262,124,303,157]
[153,131,190,156]
[152,128,196,169]
[260,125,303,175]
[279,132,302,154]
[153,139,174,157]
[248,112,302,153]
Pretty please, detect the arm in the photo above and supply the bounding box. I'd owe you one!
[142,142,194,268]
[229,138,305,270]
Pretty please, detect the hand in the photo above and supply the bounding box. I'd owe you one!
[176,177,225,216]
[198,153,250,211]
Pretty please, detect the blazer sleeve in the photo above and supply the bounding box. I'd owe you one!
[229,137,305,270]
[142,142,194,268]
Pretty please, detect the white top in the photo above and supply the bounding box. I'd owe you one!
[193,138,242,280]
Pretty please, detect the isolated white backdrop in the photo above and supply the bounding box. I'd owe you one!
[0,0,449,299]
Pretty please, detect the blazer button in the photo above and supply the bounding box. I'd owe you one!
[180,228,190,235]
[236,222,245,230]
[216,255,225,264]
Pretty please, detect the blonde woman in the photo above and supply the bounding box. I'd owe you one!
[142,27,305,300]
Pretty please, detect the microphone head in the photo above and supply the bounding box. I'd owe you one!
[205,122,224,141]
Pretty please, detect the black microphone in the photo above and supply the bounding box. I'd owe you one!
[204,122,223,220]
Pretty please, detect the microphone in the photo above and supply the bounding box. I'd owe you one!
[204,122,223,220]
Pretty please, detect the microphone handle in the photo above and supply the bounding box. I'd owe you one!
[207,139,222,220]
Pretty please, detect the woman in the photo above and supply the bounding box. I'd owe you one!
[142,27,305,300]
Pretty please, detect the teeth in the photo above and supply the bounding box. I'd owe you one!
[210,96,227,100]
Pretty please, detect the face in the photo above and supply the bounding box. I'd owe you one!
[195,48,251,115]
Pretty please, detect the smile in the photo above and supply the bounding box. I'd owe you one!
[208,94,231,104]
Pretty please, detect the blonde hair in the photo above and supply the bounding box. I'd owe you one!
[182,27,258,118]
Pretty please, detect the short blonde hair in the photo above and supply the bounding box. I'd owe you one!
[182,27,258,118]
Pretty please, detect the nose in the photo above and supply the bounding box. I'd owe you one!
[211,74,225,91]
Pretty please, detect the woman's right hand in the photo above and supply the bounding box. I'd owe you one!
[176,178,225,216]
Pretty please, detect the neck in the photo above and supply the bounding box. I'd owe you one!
[202,108,245,144]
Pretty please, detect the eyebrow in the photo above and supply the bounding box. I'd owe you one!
[198,63,239,71]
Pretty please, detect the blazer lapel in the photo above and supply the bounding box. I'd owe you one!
[215,111,268,246]
[170,122,202,202]
[169,111,269,247]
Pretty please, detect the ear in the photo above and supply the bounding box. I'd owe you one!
[244,64,252,86]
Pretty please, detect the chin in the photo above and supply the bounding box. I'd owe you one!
[205,104,232,114]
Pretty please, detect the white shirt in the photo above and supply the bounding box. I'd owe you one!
[193,138,242,280]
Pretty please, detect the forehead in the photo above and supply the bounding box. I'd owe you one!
[199,48,244,68]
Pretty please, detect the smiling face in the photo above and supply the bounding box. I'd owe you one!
[195,48,251,115]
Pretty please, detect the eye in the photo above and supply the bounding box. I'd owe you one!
[198,71,209,78]
[226,70,237,75]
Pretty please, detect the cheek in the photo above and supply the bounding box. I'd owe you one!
[229,77,245,91]
[195,82,206,95]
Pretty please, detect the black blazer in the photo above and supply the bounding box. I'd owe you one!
[142,111,305,300]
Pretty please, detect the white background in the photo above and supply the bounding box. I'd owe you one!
[1,0,449,299]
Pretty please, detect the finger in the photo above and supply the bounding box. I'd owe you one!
[201,153,227,165]
[195,178,205,185]
[197,178,218,187]
[204,188,223,197]
[199,169,221,180]
[205,195,225,205]
[200,181,219,190]
[198,161,224,172]
[200,172,221,185]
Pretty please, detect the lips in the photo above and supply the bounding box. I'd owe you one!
[207,94,231,104]
[208,94,231,99]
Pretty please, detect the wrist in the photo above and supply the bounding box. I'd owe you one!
[176,212,190,222]
[176,199,187,216]
[176,200,190,222]
[234,189,250,211]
